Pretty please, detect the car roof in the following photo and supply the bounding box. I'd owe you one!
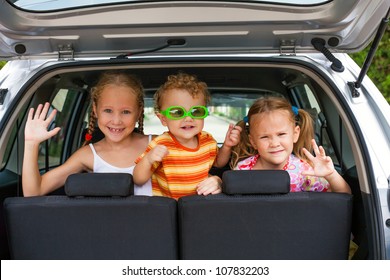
[0,0,389,60]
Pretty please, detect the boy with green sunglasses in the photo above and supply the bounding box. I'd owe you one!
[134,72,241,200]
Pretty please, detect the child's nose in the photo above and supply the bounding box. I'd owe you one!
[184,115,193,121]
[269,137,279,146]
[112,113,123,124]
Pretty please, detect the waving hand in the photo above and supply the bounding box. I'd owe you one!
[25,102,61,144]
[301,139,335,177]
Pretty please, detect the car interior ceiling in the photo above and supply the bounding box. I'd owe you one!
[52,66,294,94]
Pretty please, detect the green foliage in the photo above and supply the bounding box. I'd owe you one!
[0,61,6,68]
[350,26,390,102]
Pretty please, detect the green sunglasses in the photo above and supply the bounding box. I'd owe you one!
[160,105,209,120]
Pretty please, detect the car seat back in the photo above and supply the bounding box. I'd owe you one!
[4,173,178,260]
[178,170,353,260]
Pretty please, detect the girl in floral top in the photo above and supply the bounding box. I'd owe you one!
[230,96,350,193]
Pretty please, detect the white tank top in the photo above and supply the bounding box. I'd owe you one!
[89,135,152,196]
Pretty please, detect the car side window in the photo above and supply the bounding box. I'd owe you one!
[37,89,79,170]
[291,84,339,166]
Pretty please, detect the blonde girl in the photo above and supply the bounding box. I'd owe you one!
[23,70,152,196]
[231,96,350,193]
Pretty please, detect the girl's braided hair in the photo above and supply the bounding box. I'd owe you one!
[83,70,145,146]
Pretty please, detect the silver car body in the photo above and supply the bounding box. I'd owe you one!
[0,0,389,259]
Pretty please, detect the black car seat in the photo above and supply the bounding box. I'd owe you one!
[343,166,368,259]
[4,173,178,260]
[178,170,353,260]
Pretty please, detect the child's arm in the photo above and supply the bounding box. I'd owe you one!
[214,124,242,168]
[302,139,351,194]
[23,103,88,196]
[22,103,61,196]
[133,145,168,185]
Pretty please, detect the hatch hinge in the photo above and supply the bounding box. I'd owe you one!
[0,88,8,105]
[279,40,296,56]
[311,38,344,72]
[58,44,74,61]
[347,82,360,98]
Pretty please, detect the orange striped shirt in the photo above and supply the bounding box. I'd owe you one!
[136,131,218,200]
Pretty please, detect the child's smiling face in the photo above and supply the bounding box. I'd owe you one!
[249,109,300,170]
[157,88,207,147]
[93,84,140,143]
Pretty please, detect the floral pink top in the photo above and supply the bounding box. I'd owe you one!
[235,154,329,192]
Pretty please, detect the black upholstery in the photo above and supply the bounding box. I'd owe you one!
[178,170,353,260]
[4,173,178,260]
[343,166,367,259]
[4,171,353,260]
[222,170,290,194]
[65,173,133,197]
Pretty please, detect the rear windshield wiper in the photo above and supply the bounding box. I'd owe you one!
[114,38,186,59]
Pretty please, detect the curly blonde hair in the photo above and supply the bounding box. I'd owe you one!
[153,72,210,112]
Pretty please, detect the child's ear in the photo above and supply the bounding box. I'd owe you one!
[293,125,300,143]
[249,134,257,149]
[92,103,97,116]
[156,113,168,127]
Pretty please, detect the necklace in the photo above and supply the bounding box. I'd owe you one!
[282,158,289,170]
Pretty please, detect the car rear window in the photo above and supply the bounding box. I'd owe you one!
[143,91,280,144]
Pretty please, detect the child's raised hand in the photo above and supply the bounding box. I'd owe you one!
[196,175,222,196]
[146,144,169,164]
[223,123,242,148]
[301,139,336,178]
[25,103,61,144]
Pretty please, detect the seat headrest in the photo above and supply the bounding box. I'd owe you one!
[222,170,290,194]
[65,173,134,197]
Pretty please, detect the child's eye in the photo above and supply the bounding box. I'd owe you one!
[260,136,268,139]
[122,110,131,115]
[103,109,112,113]
[278,133,287,137]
